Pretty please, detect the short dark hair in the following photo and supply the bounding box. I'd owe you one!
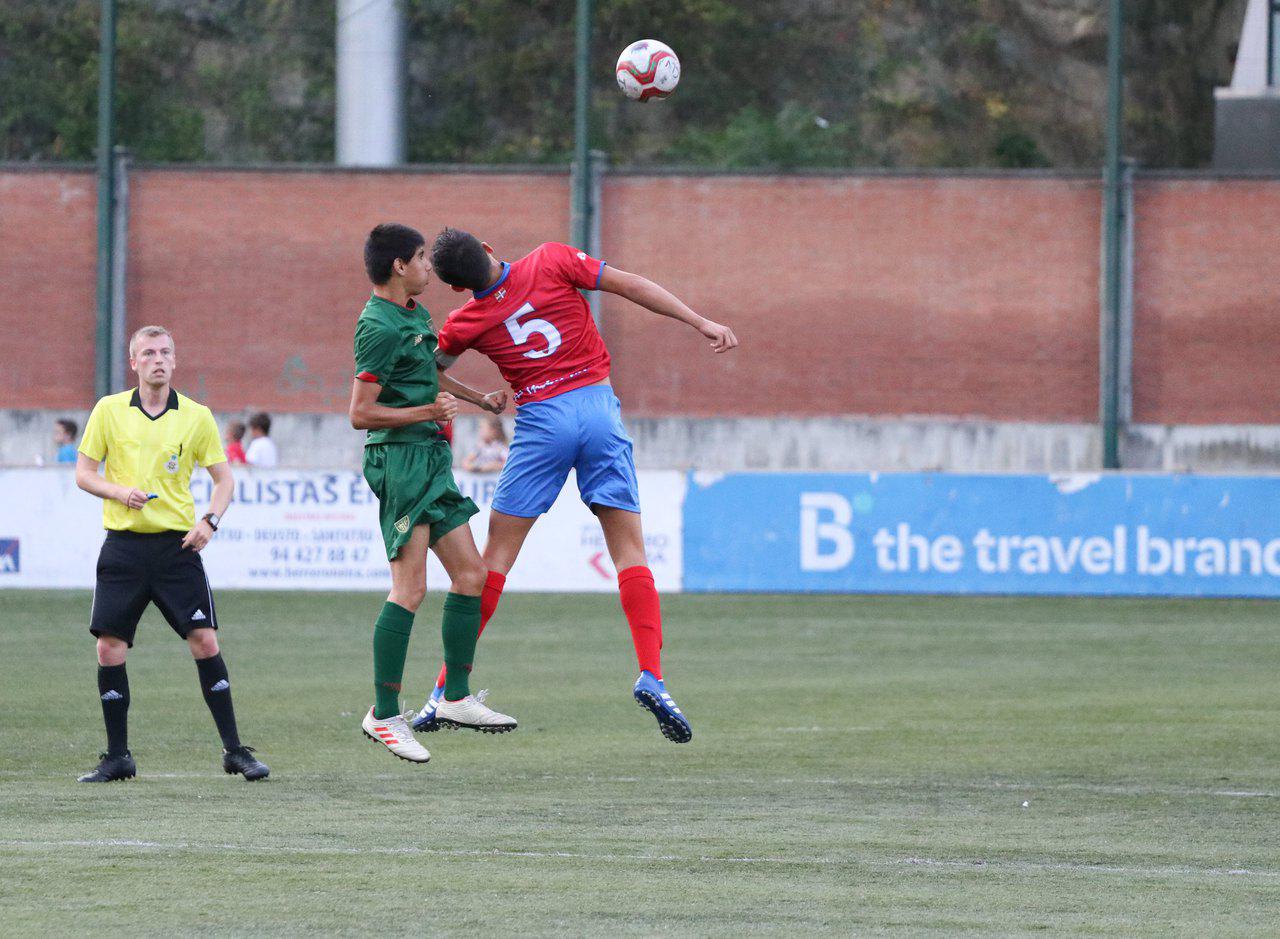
[227,420,246,441]
[430,227,491,291]
[364,223,425,285]
[249,412,271,435]
[56,418,77,438]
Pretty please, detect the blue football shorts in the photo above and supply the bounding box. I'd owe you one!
[491,384,641,518]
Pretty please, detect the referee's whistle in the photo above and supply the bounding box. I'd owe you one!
[146,493,160,501]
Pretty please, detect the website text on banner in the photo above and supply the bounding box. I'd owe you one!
[0,468,684,592]
[683,472,1280,598]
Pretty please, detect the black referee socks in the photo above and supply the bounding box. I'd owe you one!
[97,663,130,757]
[195,653,242,751]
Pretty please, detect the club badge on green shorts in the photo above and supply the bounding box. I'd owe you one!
[394,515,411,535]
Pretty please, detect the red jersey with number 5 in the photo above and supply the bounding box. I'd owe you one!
[437,243,611,405]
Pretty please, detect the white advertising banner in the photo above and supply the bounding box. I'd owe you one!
[0,469,103,586]
[0,468,685,592]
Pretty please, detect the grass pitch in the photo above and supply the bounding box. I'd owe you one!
[2,590,1279,935]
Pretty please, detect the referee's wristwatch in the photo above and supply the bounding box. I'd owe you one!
[202,512,220,532]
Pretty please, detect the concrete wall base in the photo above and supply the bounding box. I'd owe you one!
[9,408,1280,474]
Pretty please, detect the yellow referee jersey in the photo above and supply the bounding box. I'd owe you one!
[79,388,227,533]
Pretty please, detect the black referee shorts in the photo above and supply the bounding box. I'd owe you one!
[90,531,219,647]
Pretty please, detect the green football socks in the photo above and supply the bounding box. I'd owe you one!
[372,601,415,720]
[441,592,481,701]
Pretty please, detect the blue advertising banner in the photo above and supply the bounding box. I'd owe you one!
[683,472,1280,597]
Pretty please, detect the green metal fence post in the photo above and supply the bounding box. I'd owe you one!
[109,146,131,391]
[570,0,592,251]
[94,0,118,399]
[1100,0,1125,469]
[587,148,606,324]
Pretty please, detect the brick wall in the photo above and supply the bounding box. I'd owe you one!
[1133,178,1280,424]
[2,167,1277,425]
[601,175,1101,420]
[126,169,559,412]
[0,170,98,410]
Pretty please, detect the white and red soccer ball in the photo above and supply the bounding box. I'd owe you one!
[615,39,681,102]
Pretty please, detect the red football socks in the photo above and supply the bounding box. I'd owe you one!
[618,565,663,679]
[435,570,506,689]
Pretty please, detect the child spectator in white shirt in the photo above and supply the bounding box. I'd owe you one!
[244,411,278,467]
[462,415,509,473]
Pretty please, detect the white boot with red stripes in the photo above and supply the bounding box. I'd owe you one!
[361,707,430,763]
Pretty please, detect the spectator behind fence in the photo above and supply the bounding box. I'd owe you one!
[54,418,79,463]
[462,415,509,473]
[244,412,278,467]
[224,420,247,464]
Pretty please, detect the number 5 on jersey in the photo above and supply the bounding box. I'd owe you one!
[505,302,561,359]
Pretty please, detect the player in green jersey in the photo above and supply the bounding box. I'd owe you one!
[350,223,517,764]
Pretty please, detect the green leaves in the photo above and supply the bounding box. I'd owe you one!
[0,0,332,163]
[0,0,1241,168]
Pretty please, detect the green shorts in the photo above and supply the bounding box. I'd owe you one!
[362,439,479,561]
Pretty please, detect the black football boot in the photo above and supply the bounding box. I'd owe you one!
[77,751,137,783]
[222,745,270,781]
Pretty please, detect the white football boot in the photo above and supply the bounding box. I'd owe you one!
[361,707,430,763]
[433,693,518,733]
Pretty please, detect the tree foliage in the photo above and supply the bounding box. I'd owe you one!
[0,0,1245,168]
[0,0,332,162]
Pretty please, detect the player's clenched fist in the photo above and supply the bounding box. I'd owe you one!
[428,392,459,422]
[699,319,738,353]
[481,390,509,414]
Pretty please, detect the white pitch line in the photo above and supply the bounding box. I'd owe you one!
[492,775,1280,799]
[1,770,1277,798]
[0,839,1277,882]
[773,726,881,733]
[897,856,1280,879]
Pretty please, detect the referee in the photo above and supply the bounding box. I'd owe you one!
[74,325,268,782]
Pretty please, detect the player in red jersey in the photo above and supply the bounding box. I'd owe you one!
[411,229,737,742]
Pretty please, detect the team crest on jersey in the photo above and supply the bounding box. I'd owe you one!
[413,334,425,346]
[576,251,587,260]
[165,454,179,473]
[394,515,411,534]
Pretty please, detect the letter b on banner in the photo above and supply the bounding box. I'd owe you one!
[800,492,854,572]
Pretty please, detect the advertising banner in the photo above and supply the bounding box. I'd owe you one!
[0,468,684,592]
[683,472,1280,597]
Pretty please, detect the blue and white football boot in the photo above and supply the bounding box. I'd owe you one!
[410,683,445,733]
[633,671,692,743]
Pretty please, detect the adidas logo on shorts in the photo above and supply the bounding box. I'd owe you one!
[191,609,207,621]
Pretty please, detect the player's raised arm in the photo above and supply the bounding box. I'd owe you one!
[596,265,738,354]
[437,369,508,414]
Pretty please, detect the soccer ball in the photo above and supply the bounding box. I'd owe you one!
[615,40,681,102]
